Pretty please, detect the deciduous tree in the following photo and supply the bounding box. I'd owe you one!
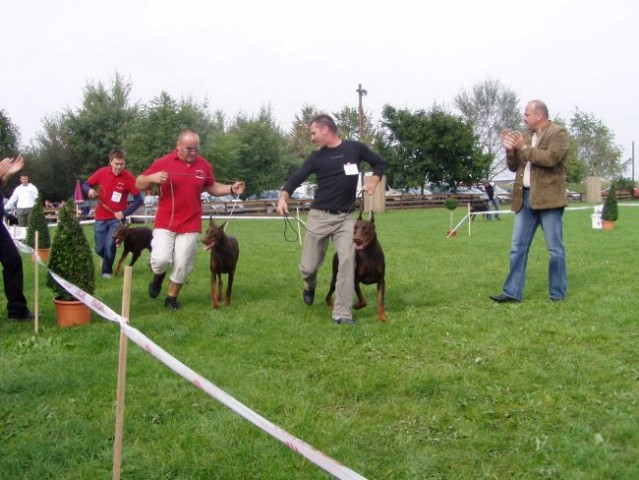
[0,109,20,156]
[222,107,292,198]
[124,91,218,174]
[286,104,320,160]
[333,105,376,145]
[28,114,75,202]
[454,79,521,179]
[63,72,139,177]
[569,108,624,178]
[380,104,491,191]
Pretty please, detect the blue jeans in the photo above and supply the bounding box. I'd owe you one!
[487,198,500,220]
[502,190,566,301]
[94,219,122,275]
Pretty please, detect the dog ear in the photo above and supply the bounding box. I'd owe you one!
[221,221,228,231]
[370,211,375,223]
[358,211,363,221]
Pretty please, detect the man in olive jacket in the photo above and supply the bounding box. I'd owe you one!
[490,100,569,303]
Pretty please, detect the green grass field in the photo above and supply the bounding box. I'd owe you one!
[1,205,638,479]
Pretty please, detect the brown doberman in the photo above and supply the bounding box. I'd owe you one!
[202,218,239,309]
[112,224,153,276]
[326,211,386,322]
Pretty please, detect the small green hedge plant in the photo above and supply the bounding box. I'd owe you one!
[46,199,95,301]
[602,183,618,222]
[25,199,51,250]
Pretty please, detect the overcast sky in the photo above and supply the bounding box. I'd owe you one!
[2,0,638,175]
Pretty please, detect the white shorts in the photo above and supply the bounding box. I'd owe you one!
[150,229,201,284]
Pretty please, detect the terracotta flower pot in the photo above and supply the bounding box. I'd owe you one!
[602,220,615,230]
[38,248,50,262]
[53,298,91,328]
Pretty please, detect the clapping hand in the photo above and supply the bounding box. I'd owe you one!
[501,130,524,151]
[0,154,24,180]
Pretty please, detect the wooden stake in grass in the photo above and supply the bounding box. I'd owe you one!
[34,231,39,334]
[112,266,133,480]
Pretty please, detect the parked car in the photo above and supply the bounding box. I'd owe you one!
[385,187,403,199]
[202,193,244,214]
[248,190,280,213]
[458,186,487,198]
[566,190,581,201]
[292,182,316,200]
[601,186,639,198]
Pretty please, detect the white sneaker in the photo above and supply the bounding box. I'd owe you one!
[102,273,113,279]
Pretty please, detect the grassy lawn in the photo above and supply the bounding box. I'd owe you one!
[1,205,638,479]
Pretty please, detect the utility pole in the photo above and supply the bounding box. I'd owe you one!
[632,141,635,186]
[356,83,367,141]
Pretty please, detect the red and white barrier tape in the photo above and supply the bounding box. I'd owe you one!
[14,239,368,480]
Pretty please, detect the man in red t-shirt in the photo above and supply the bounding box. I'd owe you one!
[136,128,245,310]
[83,149,143,278]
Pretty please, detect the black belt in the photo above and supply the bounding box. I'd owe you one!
[316,208,353,215]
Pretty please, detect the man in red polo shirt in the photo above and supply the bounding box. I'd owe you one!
[83,148,143,278]
[135,129,245,310]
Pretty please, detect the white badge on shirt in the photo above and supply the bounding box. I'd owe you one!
[343,163,359,176]
[111,191,122,203]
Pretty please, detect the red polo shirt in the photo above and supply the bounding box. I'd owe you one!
[142,150,214,233]
[86,167,140,221]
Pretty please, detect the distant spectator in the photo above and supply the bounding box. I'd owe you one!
[4,172,38,226]
[482,179,500,221]
[144,190,155,224]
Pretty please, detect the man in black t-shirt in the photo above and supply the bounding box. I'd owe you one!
[277,114,387,325]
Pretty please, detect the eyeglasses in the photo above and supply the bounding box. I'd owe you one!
[182,146,200,152]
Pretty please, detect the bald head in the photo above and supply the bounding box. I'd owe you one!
[528,100,549,119]
[524,100,550,133]
[176,129,201,163]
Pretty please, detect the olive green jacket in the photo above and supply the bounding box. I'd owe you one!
[507,122,569,212]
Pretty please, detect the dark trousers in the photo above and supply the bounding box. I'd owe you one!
[0,223,29,318]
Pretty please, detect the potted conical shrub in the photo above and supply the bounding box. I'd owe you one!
[46,199,95,327]
[25,199,51,261]
[601,183,618,230]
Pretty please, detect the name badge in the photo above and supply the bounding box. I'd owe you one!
[343,163,359,176]
[111,191,122,203]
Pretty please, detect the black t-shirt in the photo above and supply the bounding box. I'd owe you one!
[282,140,387,212]
[485,184,494,200]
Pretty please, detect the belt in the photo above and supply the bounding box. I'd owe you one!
[316,208,353,215]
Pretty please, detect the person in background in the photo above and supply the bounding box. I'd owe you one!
[483,179,500,221]
[135,128,245,310]
[143,190,155,224]
[490,99,569,303]
[0,155,36,322]
[4,172,38,227]
[276,114,387,325]
[82,149,142,279]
